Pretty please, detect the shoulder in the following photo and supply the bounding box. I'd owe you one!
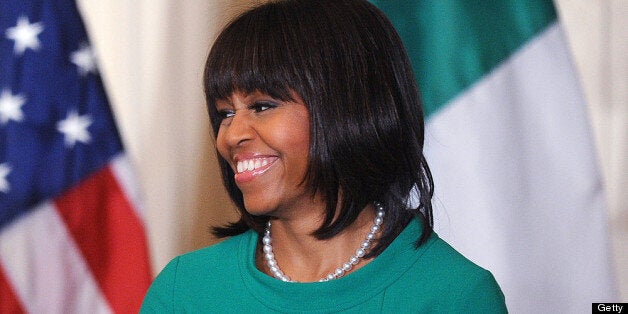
[140,232,253,312]
[177,232,247,268]
[386,233,507,312]
[161,232,246,277]
[419,235,507,312]
[421,234,490,278]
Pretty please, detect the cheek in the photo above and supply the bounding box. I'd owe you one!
[215,129,229,160]
[294,133,310,159]
[281,124,310,169]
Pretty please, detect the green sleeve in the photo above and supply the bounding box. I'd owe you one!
[140,257,180,314]
[449,270,508,313]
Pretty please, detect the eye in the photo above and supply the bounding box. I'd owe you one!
[250,101,277,113]
[216,109,235,122]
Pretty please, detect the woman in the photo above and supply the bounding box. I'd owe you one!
[142,0,507,312]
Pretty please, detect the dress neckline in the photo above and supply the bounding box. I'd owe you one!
[238,219,434,312]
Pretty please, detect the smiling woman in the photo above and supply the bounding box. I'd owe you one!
[140,0,507,312]
[214,91,312,217]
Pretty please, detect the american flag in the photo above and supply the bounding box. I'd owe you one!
[0,0,152,313]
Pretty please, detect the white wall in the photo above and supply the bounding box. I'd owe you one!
[78,0,627,301]
[555,0,628,300]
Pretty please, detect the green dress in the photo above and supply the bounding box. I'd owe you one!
[141,219,507,313]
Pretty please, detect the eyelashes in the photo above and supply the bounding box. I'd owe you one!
[216,109,235,120]
[250,100,277,112]
[216,100,278,124]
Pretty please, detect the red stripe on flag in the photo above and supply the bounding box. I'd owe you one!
[54,165,152,313]
[0,263,26,314]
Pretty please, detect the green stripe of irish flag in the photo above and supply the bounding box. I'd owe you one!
[372,1,616,312]
[373,0,556,116]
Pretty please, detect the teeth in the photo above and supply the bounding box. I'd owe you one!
[236,157,274,173]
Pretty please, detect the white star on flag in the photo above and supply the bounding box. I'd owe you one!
[5,15,44,55]
[57,110,93,147]
[71,44,97,75]
[0,163,11,193]
[0,89,26,125]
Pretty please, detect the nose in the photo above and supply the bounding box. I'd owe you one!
[218,110,255,148]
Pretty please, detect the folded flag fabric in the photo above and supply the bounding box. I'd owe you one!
[371,0,616,312]
[0,0,152,313]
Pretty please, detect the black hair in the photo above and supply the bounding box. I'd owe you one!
[204,0,434,256]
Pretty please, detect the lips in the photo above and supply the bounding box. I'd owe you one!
[233,156,278,183]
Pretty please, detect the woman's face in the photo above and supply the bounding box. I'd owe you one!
[215,90,312,217]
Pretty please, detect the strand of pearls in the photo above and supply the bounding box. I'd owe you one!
[262,202,385,282]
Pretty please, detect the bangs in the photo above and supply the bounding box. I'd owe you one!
[204,3,309,105]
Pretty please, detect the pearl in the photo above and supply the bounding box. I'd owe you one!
[356,248,365,257]
[263,202,385,282]
[263,245,272,254]
[342,262,352,271]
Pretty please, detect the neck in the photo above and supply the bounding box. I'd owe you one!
[257,203,380,282]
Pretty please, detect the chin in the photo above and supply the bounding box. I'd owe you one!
[242,201,275,217]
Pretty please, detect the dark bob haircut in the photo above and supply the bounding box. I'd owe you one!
[204,0,434,256]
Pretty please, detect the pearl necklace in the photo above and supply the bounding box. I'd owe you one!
[262,202,385,282]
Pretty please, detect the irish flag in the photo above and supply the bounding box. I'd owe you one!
[371,1,616,312]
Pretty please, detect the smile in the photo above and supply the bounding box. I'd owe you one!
[236,157,277,173]
[234,156,278,184]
